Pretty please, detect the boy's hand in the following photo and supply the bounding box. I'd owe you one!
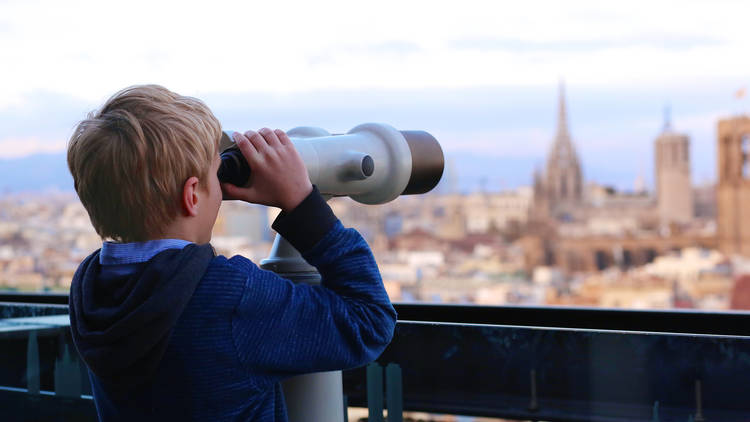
[221,128,313,212]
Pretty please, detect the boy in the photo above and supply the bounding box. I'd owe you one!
[67,85,397,421]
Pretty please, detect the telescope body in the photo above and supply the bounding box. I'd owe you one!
[218,123,444,204]
[218,123,444,422]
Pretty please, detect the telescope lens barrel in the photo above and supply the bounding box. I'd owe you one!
[401,130,445,195]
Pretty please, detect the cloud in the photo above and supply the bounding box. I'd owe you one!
[0,91,95,158]
[0,137,66,158]
[331,41,423,56]
[449,35,723,53]
[2,0,749,103]
[307,41,422,66]
[435,127,550,158]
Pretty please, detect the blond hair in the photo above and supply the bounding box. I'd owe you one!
[67,85,221,243]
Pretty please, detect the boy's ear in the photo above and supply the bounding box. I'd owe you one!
[181,176,201,217]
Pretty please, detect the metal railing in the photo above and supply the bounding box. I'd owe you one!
[1,294,749,421]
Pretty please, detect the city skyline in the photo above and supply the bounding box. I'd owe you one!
[0,82,739,194]
[0,102,746,313]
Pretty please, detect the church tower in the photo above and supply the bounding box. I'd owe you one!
[654,109,693,226]
[717,115,750,256]
[544,82,583,218]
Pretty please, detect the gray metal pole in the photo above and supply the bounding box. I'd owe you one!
[261,234,345,422]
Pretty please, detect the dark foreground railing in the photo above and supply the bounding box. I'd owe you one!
[2,294,749,421]
[344,320,748,421]
[4,293,748,335]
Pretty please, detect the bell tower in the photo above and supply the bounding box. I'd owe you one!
[717,116,750,256]
[654,108,693,226]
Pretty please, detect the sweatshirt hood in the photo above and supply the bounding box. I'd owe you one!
[69,243,215,389]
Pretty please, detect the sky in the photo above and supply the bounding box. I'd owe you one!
[1,0,750,191]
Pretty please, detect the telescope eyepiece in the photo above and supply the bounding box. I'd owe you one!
[362,155,374,177]
[218,147,251,187]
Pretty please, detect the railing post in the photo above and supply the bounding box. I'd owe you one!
[367,362,384,422]
[694,379,705,422]
[385,363,403,422]
[54,343,82,398]
[26,332,39,394]
[528,368,538,412]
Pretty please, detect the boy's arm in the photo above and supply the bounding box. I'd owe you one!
[230,187,396,379]
[220,128,395,381]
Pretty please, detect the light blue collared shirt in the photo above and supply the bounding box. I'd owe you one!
[99,239,193,277]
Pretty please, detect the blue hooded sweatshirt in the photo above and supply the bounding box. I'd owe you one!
[69,188,397,421]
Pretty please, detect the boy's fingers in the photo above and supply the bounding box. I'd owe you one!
[236,185,263,204]
[220,182,243,200]
[259,127,282,146]
[275,129,292,145]
[222,182,262,203]
[234,132,257,157]
[244,130,268,155]
[222,181,258,201]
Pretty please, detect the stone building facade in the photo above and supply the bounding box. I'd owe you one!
[717,116,750,256]
[654,115,693,226]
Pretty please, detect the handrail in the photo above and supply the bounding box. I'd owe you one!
[3,292,750,336]
[0,292,68,305]
[394,302,750,336]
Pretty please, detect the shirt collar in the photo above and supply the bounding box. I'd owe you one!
[99,239,193,265]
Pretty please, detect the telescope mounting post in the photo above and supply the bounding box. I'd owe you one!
[260,201,346,422]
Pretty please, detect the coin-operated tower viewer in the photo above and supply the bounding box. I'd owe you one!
[219,123,444,422]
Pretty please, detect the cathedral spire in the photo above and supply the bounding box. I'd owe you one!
[556,80,570,139]
[544,80,583,216]
[663,104,672,132]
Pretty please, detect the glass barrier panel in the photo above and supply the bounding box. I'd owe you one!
[343,321,750,422]
[0,302,96,421]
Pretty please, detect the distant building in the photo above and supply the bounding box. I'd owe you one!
[693,183,716,219]
[213,202,270,243]
[463,187,534,234]
[654,111,693,226]
[536,82,584,220]
[524,89,713,274]
[730,274,750,310]
[717,116,750,256]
